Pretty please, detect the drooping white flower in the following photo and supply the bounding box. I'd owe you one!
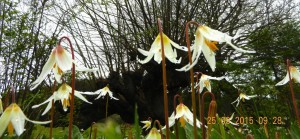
[195,74,225,93]
[276,66,300,86]
[0,103,51,136]
[162,103,202,130]
[30,45,98,90]
[145,127,161,139]
[231,93,257,107]
[177,25,255,72]
[92,85,119,100]
[32,83,92,115]
[141,119,152,131]
[138,33,187,64]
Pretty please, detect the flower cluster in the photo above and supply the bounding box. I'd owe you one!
[138,26,255,69]
[0,39,119,137]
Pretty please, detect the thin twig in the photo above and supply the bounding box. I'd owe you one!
[58,37,75,139]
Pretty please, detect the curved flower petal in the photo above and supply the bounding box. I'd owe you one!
[198,26,227,42]
[199,80,205,93]
[170,40,188,51]
[10,107,26,136]
[207,76,225,81]
[0,99,3,114]
[30,51,56,90]
[41,101,53,116]
[53,65,63,83]
[206,83,212,92]
[154,51,162,64]
[247,95,258,99]
[76,90,96,95]
[107,90,119,100]
[202,42,216,72]
[0,107,13,136]
[225,40,256,53]
[161,112,175,131]
[231,97,239,106]
[74,91,92,104]
[138,53,154,64]
[32,95,54,109]
[275,72,289,86]
[138,48,151,56]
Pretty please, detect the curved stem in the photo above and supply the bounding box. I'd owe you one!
[50,80,57,139]
[201,91,215,139]
[58,37,75,139]
[157,18,170,139]
[286,59,300,126]
[154,120,164,139]
[173,94,182,139]
[185,21,200,139]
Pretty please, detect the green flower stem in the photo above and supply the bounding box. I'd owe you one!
[50,80,57,139]
[286,59,300,126]
[185,21,200,139]
[157,18,170,139]
[201,91,215,139]
[58,37,75,139]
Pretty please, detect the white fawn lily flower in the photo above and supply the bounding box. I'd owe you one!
[162,103,202,130]
[141,119,152,131]
[0,103,51,136]
[231,93,257,107]
[145,127,161,139]
[30,44,97,90]
[276,66,300,86]
[177,25,255,72]
[195,74,225,93]
[32,83,92,115]
[138,33,187,64]
[91,85,119,100]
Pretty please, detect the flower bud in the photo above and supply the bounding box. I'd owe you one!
[207,100,217,137]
